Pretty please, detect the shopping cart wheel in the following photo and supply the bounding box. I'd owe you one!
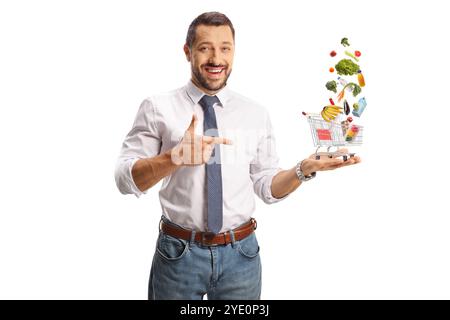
[343,155,348,161]
[315,155,320,160]
[349,153,355,158]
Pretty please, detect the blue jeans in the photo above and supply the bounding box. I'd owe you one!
[148,219,262,300]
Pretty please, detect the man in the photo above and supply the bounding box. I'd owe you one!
[115,12,360,300]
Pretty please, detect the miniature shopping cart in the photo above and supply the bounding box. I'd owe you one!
[304,113,363,161]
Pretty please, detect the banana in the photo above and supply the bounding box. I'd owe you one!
[329,105,343,110]
[321,109,332,122]
[325,109,339,116]
[327,106,343,112]
[323,109,335,119]
[322,105,343,122]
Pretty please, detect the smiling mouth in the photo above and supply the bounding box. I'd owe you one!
[204,66,226,77]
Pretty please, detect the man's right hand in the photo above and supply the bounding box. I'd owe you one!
[171,114,233,166]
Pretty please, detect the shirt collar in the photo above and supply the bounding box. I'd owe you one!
[186,80,231,108]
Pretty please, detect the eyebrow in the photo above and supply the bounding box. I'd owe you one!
[197,41,233,47]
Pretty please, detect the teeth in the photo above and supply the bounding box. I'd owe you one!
[206,68,223,73]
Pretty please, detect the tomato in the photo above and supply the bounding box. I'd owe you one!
[355,50,361,57]
[329,67,334,72]
[330,51,337,57]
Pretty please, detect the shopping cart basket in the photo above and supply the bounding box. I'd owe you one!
[305,113,363,161]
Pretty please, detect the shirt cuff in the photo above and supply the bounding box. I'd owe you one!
[263,168,289,204]
[127,158,147,198]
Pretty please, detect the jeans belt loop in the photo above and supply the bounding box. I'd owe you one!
[189,230,196,248]
[229,230,236,248]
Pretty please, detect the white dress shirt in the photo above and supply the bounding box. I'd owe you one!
[115,80,288,232]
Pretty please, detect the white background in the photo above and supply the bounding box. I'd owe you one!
[1,0,449,299]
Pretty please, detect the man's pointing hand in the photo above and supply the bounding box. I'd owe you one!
[171,114,233,166]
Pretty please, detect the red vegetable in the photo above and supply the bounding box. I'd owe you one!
[347,116,353,122]
[330,51,337,57]
[355,50,361,57]
[329,98,335,105]
[329,67,334,72]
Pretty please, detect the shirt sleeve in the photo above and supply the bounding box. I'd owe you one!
[114,98,162,197]
[249,110,289,204]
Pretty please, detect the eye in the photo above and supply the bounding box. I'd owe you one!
[222,47,231,52]
[199,47,209,52]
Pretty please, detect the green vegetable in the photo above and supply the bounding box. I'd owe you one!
[353,103,359,111]
[337,82,361,101]
[325,80,337,93]
[344,50,359,62]
[335,59,360,76]
[343,82,362,97]
[341,37,350,47]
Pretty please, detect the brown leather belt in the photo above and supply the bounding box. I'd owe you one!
[160,218,257,246]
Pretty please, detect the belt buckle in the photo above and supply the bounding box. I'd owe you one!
[201,232,218,246]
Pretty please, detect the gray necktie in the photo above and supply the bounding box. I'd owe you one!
[199,95,223,234]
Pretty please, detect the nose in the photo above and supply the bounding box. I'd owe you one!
[207,47,221,65]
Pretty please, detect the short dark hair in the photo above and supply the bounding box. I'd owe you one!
[186,12,235,48]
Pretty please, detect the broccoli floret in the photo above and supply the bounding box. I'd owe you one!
[325,80,337,93]
[335,59,360,76]
[351,83,361,97]
[341,38,350,47]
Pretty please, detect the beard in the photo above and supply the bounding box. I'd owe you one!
[192,64,232,92]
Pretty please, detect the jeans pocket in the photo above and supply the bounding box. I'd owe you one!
[156,233,189,261]
[237,233,260,259]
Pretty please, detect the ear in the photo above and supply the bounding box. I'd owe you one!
[183,44,191,62]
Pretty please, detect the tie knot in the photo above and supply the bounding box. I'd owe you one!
[199,95,220,110]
